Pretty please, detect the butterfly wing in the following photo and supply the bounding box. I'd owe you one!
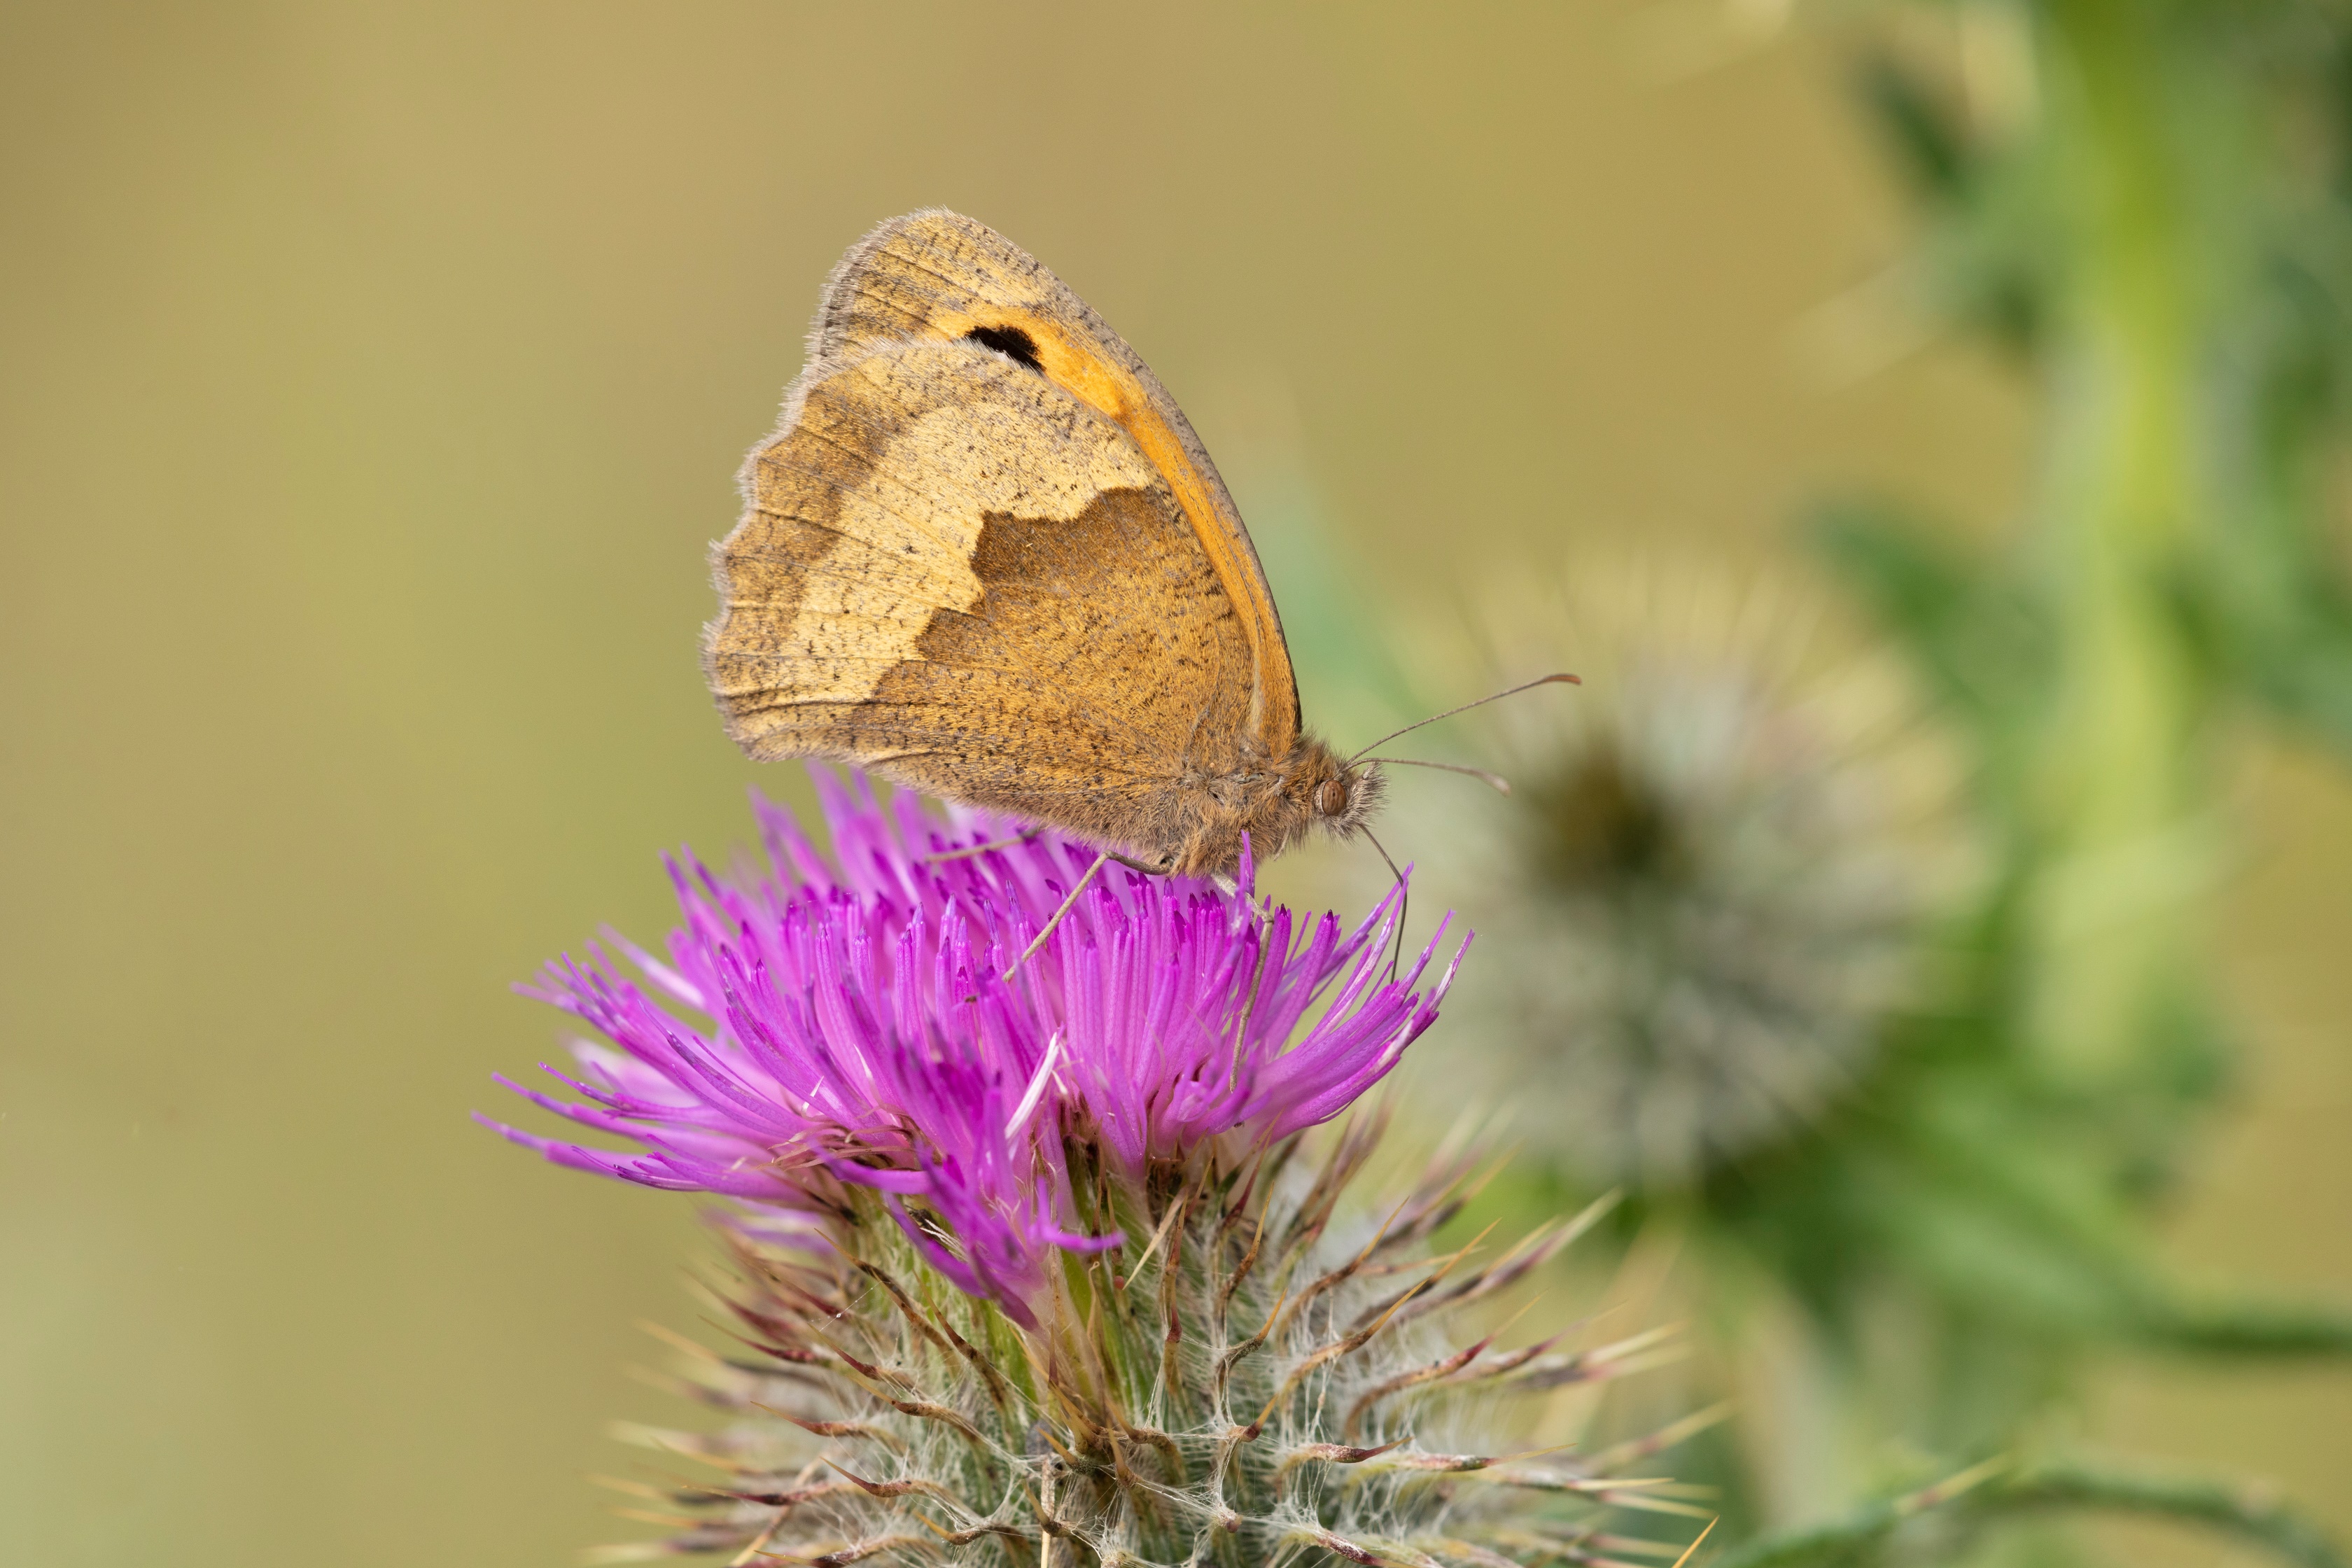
[797,209,1301,752]
[706,335,1258,860]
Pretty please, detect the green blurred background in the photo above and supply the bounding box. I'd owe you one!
[2,3,2344,1563]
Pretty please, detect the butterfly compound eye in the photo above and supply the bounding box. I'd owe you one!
[1316,778,1349,818]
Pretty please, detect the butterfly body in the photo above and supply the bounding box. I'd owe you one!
[705,211,1380,877]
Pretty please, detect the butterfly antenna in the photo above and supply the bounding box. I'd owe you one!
[1347,673,1581,763]
[1356,757,1513,794]
[1360,827,1408,983]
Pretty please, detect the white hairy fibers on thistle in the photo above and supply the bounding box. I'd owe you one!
[589,1130,1700,1565]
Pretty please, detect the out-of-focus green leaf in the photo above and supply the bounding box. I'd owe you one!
[1711,1454,2349,1568]
[1236,459,1429,746]
[1811,500,2047,745]
[2177,533,2352,758]
[1856,52,1973,202]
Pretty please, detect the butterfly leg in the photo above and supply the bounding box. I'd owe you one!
[926,825,1045,863]
[1001,851,1112,982]
[1359,827,1410,983]
[1105,850,1176,876]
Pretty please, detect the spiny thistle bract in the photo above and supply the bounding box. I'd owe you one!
[1402,558,1972,1187]
[484,774,1701,1566]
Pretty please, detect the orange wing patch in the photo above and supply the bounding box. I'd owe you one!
[946,309,1294,746]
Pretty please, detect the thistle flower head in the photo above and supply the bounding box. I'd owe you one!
[487,776,1700,1566]
[1402,555,1972,1186]
[484,772,1458,1324]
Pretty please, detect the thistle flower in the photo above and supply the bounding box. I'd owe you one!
[1399,556,1971,1186]
[486,774,1701,1565]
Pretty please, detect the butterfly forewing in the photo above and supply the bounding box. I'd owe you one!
[808,211,1299,748]
[705,210,1357,876]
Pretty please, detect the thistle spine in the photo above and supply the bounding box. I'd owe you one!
[599,1134,1695,1567]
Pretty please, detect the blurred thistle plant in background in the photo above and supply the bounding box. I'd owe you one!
[1312,0,2352,1561]
[1405,556,1973,1188]
[1807,0,2352,1384]
[484,777,1705,1567]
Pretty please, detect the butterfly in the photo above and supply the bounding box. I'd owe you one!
[703,209,1386,886]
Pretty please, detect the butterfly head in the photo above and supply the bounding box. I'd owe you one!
[1297,740,1386,843]
[1190,739,1385,878]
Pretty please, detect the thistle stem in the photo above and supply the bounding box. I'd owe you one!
[2024,0,2219,1084]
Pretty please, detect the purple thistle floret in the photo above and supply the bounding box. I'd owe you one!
[481,772,1464,1326]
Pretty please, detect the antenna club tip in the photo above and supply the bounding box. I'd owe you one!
[1544,672,1582,686]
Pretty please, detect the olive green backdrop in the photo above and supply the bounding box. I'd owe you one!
[1,4,2343,1564]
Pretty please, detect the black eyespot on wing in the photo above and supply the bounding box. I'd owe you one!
[965,324,1044,372]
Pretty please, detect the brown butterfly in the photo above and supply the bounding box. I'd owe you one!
[704,209,1395,886]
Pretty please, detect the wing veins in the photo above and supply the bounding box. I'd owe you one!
[755,431,968,563]
[736,298,1244,803]
[850,248,1005,314]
